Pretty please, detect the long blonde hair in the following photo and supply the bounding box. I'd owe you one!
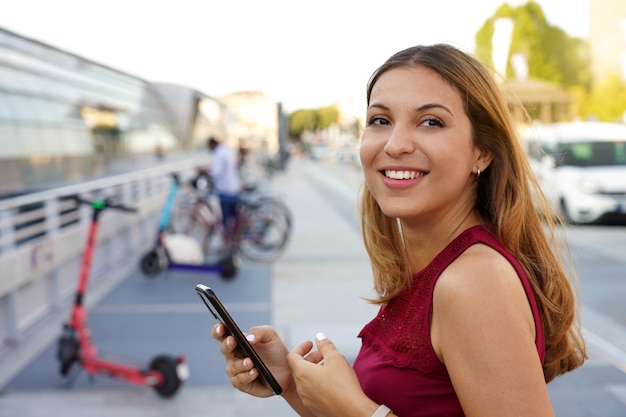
[360,44,586,382]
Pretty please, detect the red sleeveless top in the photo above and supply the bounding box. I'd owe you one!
[353,225,545,417]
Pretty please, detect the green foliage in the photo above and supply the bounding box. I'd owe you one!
[582,73,626,121]
[475,3,515,70]
[474,1,608,120]
[475,1,590,89]
[287,106,339,140]
[288,109,317,139]
[317,106,339,130]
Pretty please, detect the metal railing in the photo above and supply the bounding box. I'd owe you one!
[0,156,205,351]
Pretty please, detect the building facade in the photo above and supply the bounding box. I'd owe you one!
[219,90,282,155]
[0,27,287,196]
[0,27,183,195]
[589,0,626,82]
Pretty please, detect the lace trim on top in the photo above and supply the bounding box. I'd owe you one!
[358,225,544,375]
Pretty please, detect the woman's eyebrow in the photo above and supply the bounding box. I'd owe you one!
[417,103,453,115]
[367,102,389,111]
[367,101,453,116]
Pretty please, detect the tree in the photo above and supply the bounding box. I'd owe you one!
[583,73,626,122]
[475,1,591,89]
[288,109,317,140]
[474,1,614,120]
[317,106,339,130]
[287,106,339,140]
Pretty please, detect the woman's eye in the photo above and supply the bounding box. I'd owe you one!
[420,117,444,128]
[366,116,389,126]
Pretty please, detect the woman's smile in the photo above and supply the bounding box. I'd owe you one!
[381,169,428,189]
[383,169,428,180]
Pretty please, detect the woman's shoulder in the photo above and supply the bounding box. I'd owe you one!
[432,242,536,352]
[435,243,525,306]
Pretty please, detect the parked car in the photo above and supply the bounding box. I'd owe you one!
[519,121,626,224]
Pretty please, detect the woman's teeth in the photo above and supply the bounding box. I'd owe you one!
[384,170,425,180]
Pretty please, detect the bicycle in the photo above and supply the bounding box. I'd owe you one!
[169,182,292,263]
[139,173,238,279]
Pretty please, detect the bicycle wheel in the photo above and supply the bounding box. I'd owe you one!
[168,208,211,248]
[236,203,292,262]
[247,197,292,230]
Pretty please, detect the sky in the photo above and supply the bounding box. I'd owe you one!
[0,0,589,113]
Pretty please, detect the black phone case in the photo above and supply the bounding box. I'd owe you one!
[195,284,282,395]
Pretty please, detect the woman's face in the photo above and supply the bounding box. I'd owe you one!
[360,65,483,223]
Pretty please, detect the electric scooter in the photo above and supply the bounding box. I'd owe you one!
[139,173,238,279]
[56,196,189,398]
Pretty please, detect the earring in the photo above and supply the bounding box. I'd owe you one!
[475,167,481,179]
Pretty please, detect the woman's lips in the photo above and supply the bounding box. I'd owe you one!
[380,169,427,189]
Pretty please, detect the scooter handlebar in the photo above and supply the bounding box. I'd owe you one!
[71,195,137,213]
[107,202,138,213]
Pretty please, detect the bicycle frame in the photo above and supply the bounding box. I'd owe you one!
[170,183,292,263]
[170,189,254,254]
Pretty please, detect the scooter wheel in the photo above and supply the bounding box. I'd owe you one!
[150,355,182,398]
[140,250,162,277]
[56,325,79,376]
[219,256,238,280]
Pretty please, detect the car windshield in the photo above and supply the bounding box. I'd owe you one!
[556,141,626,167]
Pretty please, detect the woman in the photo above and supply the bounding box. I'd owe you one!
[212,44,587,417]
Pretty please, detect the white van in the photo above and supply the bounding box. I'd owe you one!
[519,121,626,224]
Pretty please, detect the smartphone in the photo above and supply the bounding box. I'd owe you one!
[195,284,282,395]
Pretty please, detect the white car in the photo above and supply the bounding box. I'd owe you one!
[519,121,626,224]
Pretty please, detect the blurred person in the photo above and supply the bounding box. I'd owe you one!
[211,44,587,417]
[237,139,257,186]
[238,138,249,171]
[207,137,242,233]
[155,143,165,160]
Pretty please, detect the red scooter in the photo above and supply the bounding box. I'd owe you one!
[56,196,188,398]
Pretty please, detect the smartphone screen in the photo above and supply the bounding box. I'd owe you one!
[195,284,282,395]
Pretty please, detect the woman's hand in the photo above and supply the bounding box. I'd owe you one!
[211,324,292,398]
[287,333,379,417]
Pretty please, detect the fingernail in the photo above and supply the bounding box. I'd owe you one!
[315,332,327,341]
[246,333,255,342]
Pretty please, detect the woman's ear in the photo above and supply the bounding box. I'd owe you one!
[477,148,493,170]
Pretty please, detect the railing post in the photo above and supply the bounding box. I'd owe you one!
[122,182,135,254]
[3,292,19,345]
[134,179,143,247]
[44,198,62,310]
[0,208,15,254]
[0,208,18,346]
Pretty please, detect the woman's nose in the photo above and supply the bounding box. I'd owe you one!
[383,126,416,157]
